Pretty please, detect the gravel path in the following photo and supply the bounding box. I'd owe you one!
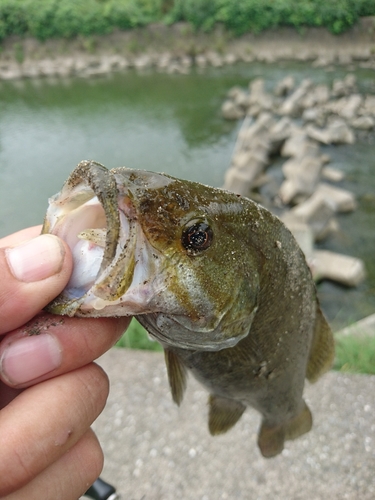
[86,348,375,500]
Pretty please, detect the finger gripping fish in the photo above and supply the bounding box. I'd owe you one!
[43,160,334,458]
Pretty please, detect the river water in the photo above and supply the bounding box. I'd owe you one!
[0,62,374,329]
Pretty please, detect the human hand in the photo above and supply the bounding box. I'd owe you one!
[0,226,130,499]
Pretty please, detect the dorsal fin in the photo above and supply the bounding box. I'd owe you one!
[306,303,335,383]
[208,395,246,435]
[164,349,187,406]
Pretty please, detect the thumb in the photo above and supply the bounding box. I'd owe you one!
[0,234,73,334]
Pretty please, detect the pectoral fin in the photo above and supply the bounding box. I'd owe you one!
[208,395,246,435]
[306,303,335,383]
[164,349,187,406]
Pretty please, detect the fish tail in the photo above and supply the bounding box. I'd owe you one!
[284,400,313,440]
[257,401,312,458]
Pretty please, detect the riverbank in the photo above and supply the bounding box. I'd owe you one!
[1,17,375,80]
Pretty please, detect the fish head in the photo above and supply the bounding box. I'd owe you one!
[43,161,261,351]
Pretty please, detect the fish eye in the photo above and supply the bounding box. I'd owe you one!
[181,222,213,255]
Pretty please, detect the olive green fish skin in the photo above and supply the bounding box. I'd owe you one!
[137,185,318,452]
[43,160,334,457]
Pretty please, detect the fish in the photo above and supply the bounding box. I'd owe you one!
[42,160,335,458]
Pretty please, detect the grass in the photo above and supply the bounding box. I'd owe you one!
[116,318,163,352]
[334,334,375,375]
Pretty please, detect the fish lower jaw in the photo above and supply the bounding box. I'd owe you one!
[139,314,247,352]
[148,333,243,352]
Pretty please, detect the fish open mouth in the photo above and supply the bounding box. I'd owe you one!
[61,197,107,297]
[43,160,142,316]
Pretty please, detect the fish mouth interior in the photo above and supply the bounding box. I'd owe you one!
[51,185,108,299]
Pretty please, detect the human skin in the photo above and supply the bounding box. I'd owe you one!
[0,226,130,499]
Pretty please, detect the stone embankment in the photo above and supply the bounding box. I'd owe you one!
[222,74,368,288]
[0,18,375,80]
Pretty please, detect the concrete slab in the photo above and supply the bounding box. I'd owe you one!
[335,314,375,338]
[87,348,375,500]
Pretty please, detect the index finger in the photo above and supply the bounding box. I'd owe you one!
[0,313,131,388]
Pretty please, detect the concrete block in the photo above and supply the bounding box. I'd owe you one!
[310,250,366,287]
[223,168,253,196]
[278,180,299,205]
[269,117,292,152]
[306,120,355,145]
[315,183,357,212]
[339,94,363,120]
[281,129,319,158]
[221,100,245,120]
[351,115,375,130]
[280,216,314,259]
[279,156,323,204]
[291,193,336,240]
[322,166,345,182]
[328,119,355,144]
[273,75,295,97]
[278,78,313,116]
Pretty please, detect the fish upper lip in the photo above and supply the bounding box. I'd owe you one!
[63,159,122,275]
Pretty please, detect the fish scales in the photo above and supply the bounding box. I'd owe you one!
[43,160,334,457]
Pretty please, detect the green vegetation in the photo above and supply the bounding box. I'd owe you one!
[0,0,374,42]
[0,0,164,42]
[334,335,375,375]
[116,318,162,351]
[168,0,375,35]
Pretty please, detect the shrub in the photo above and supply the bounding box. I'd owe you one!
[0,0,164,41]
[0,0,374,42]
[104,0,164,31]
[0,0,29,39]
[167,0,375,35]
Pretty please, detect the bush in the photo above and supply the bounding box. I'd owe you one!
[0,0,164,41]
[25,0,113,41]
[168,0,219,32]
[0,0,374,42]
[168,0,375,35]
[104,0,165,31]
[0,0,29,39]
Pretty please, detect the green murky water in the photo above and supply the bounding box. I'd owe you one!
[0,62,374,328]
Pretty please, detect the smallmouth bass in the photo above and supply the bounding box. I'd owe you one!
[43,160,334,457]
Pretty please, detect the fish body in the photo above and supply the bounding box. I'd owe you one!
[43,160,334,457]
